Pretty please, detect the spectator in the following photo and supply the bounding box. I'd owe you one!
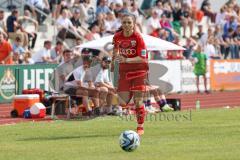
[18,10,38,50]
[84,24,101,41]
[180,3,194,38]
[154,1,163,18]
[200,0,216,24]
[162,1,172,19]
[195,24,205,39]
[183,37,197,59]
[96,0,111,15]
[12,37,25,54]
[130,1,144,33]
[199,27,213,46]
[25,0,50,25]
[215,6,227,29]
[104,11,117,36]
[204,37,221,59]
[7,9,28,48]
[65,9,84,40]
[0,10,7,38]
[56,9,80,41]
[32,40,53,63]
[213,25,227,58]
[94,56,115,115]
[23,51,34,64]
[91,13,107,36]
[146,9,161,35]
[223,28,239,59]
[233,25,240,53]
[50,41,64,63]
[172,3,182,35]
[0,31,13,64]
[223,15,238,36]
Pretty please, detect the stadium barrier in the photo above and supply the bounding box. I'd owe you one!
[210,59,240,91]
[0,59,239,103]
[0,64,57,103]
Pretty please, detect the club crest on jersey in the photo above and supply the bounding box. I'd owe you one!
[131,40,136,47]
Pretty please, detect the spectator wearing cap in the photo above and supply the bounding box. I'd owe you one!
[96,0,111,15]
[64,55,97,116]
[32,40,53,63]
[94,56,115,115]
[0,31,13,64]
[65,9,84,40]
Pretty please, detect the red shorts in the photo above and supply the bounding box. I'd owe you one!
[118,63,149,92]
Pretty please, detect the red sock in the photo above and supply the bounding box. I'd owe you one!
[135,106,145,125]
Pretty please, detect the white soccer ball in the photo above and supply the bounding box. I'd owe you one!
[119,130,140,152]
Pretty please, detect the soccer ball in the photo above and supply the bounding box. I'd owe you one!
[119,130,140,152]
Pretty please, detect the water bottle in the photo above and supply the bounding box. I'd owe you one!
[196,100,200,110]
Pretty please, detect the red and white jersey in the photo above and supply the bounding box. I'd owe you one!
[113,31,148,59]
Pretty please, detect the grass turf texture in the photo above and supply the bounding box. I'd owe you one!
[0,108,240,160]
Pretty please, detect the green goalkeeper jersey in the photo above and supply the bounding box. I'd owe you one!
[192,52,207,76]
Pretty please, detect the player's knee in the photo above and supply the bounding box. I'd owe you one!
[134,98,143,106]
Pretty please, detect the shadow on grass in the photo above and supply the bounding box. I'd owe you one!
[17,134,117,141]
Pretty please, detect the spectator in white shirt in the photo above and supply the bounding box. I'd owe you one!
[146,9,161,35]
[56,9,79,41]
[94,56,115,115]
[32,40,53,63]
[204,37,221,59]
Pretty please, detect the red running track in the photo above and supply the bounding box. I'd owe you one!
[0,91,240,125]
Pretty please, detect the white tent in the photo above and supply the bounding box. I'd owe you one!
[77,34,185,52]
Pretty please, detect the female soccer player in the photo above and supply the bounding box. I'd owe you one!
[113,13,149,135]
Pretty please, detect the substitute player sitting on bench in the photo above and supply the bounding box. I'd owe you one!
[64,56,100,116]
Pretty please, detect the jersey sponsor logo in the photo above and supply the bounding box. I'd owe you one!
[120,48,136,56]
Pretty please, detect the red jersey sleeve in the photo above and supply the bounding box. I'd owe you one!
[136,33,148,59]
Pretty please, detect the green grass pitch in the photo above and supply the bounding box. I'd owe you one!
[0,108,240,160]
